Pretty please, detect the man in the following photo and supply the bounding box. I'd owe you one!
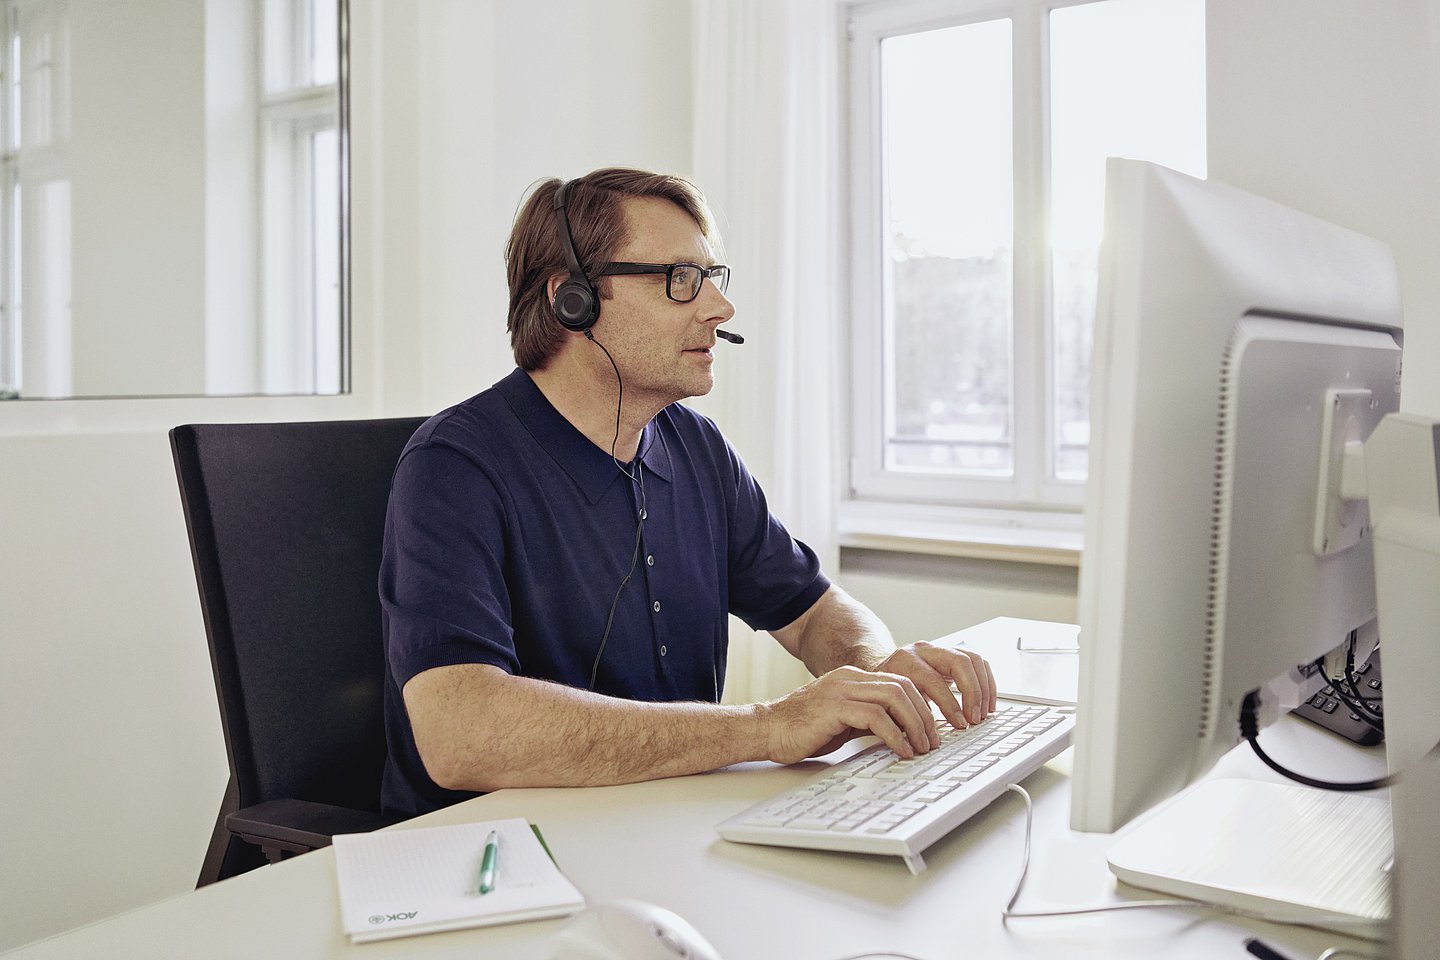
[379,167,995,816]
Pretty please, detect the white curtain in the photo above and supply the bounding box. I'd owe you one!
[691,0,844,701]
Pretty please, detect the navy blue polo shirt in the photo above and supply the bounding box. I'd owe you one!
[379,368,830,815]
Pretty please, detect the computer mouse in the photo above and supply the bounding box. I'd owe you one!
[547,899,724,960]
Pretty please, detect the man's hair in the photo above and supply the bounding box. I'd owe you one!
[505,167,721,371]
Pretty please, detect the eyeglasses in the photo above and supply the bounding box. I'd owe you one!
[593,261,731,303]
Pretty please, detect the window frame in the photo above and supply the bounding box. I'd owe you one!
[846,0,1105,515]
[0,3,18,396]
[259,0,344,395]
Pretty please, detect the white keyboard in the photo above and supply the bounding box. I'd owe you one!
[717,702,1075,874]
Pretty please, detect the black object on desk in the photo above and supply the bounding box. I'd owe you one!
[1244,937,1297,960]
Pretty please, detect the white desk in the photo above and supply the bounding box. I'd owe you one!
[3,715,1388,960]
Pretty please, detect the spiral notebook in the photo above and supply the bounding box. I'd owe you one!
[332,817,585,943]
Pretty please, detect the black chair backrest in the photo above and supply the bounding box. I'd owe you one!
[170,418,425,813]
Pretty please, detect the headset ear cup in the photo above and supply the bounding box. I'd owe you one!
[552,278,599,331]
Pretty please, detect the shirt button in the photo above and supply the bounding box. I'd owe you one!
[660,645,668,657]
[652,600,661,613]
[646,555,655,566]
[640,508,648,520]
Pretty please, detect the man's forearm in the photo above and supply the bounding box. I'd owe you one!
[786,586,899,677]
[405,664,769,792]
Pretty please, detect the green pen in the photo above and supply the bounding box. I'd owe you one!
[477,830,500,895]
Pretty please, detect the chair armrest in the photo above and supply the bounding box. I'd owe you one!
[225,799,406,857]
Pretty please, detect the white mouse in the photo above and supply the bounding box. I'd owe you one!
[548,899,724,960]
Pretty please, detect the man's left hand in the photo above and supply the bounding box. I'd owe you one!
[873,641,997,730]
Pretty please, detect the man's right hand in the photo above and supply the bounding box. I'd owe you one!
[757,665,943,765]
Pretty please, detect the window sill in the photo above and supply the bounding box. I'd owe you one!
[838,501,1083,568]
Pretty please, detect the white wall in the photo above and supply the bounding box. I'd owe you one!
[415,0,697,412]
[1208,0,1440,418]
[840,551,1079,643]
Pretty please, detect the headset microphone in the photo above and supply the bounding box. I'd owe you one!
[716,329,745,344]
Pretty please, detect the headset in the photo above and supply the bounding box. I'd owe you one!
[549,177,745,344]
[550,180,601,332]
[550,177,724,703]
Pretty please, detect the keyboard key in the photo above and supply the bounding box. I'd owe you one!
[789,817,840,831]
[990,738,1033,757]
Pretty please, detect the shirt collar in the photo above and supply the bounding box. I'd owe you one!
[496,368,673,504]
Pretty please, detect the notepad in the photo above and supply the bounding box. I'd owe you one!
[332,817,585,943]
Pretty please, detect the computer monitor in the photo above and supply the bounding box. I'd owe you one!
[1363,412,1440,952]
[1069,158,1404,835]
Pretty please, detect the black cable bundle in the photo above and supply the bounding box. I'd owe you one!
[1240,690,1394,792]
[1330,635,1385,732]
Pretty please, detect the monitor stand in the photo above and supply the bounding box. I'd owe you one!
[1104,777,1389,939]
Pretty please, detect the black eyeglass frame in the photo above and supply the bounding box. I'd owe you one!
[592,261,731,303]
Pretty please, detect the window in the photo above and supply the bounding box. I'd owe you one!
[0,0,345,400]
[847,0,1205,516]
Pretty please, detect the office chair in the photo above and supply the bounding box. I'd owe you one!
[170,416,426,886]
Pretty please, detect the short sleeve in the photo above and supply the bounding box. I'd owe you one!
[379,442,521,686]
[721,440,831,632]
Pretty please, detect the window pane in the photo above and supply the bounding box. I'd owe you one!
[9,29,19,148]
[311,0,338,86]
[881,19,1013,476]
[312,124,340,394]
[4,181,19,396]
[1049,0,1206,481]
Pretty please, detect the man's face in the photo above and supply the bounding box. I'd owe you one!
[589,196,735,408]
